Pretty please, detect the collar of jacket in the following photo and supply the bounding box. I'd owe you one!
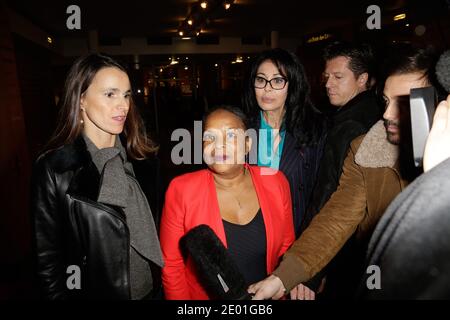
[355,120,399,168]
[63,137,103,203]
[53,135,124,206]
[332,90,378,123]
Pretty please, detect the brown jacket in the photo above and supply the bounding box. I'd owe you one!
[273,121,411,291]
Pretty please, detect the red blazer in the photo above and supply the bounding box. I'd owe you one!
[160,164,295,300]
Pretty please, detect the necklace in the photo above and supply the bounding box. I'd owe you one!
[228,190,242,209]
[214,169,247,209]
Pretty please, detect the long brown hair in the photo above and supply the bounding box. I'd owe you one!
[45,53,157,159]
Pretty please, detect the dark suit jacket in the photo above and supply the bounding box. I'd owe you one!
[252,118,325,237]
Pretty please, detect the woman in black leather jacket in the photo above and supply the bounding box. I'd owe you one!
[31,54,164,300]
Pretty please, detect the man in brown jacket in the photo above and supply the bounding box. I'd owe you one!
[249,46,437,300]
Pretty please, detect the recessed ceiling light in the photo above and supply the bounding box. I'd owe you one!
[394,13,406,21]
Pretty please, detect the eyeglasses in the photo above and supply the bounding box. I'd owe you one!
[254,76,287,90]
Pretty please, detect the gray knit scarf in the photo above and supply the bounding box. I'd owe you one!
[83,134,164,269]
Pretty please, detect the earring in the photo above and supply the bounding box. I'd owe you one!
[80,119,84,124]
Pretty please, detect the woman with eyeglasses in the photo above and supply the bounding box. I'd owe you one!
[242,49,326,299]
[242,49,326,238]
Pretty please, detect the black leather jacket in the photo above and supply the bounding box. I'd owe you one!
[31,136,162,300]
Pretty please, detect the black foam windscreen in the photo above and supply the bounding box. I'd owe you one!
[180,224,251,300]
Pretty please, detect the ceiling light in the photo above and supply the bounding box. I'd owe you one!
[47,36,53,44]
[394,13,406,21]
[224,3,231,10]
[184,66,188,70]
[235,56,243,63]
[188,19,193,25]
[182,37,191,40]
[214,63,218,67]
[200,1,207,9]
[179,31,184,36]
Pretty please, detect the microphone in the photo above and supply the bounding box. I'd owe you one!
[410,50,450,167]
[179,224,252,300]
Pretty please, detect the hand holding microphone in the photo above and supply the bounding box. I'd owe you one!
[421,50,450,171]
[410,50,450,167]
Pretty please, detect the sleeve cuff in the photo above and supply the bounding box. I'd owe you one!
[272,255,309,292]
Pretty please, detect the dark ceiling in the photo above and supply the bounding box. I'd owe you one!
[7,0,422,39]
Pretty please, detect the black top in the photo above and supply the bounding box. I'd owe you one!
[222,209,267,285]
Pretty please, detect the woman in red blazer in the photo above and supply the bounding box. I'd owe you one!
[160,106,295,300]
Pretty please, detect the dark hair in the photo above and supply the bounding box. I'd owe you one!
[323,41,375,88]
[242,48,324,147]
[381,44,447,100]
[44,53,157,159]
[383,44,437,81]
[203,105,249,130]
